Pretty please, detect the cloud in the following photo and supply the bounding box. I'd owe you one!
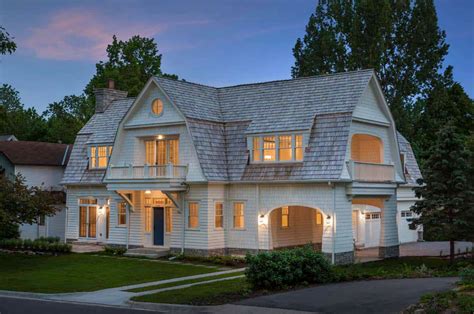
[22,8,208,61]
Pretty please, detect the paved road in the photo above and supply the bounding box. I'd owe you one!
[237,277,458,313]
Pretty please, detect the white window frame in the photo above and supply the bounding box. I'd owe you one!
[214,201,224,230]
[117,201,127,226]
[89,145,113,169]
[281,206,289,228]
[187,201,200,230]
[250,133,304,163]
[232,201,245,230]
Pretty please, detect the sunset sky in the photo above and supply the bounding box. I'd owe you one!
[1,0,473,112]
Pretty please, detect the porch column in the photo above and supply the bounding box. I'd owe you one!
[321,184,354,265]
[379,194,400,258]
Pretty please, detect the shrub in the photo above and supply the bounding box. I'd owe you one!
[245,246,333,290]
[0,238,71,254]
[173,254,246,267]
[104,246,127,256]
[36,236,60,243]
[460,267,474,285]
[0,223,19,240]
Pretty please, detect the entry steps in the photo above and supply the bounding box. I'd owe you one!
[124,247,170,258]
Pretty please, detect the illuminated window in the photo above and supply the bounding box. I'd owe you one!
[295,135,303,161]
[188,202,199,228]
[252,137,261,162]
[151,98,164,115]
[263,136,276,161]
[145,207,152,232]
[281,206,289,228]
[89,145,112,169]
[215,202,223,229]
[145,137,179,167]
[166,207,173,233]
[118,202,127,225]
[233,202,245,229]
[279,136,292,161]
[79,199,97,238]
[316,212,322,225]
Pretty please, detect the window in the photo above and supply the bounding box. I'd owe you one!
[118,202,127,226]
[252,134,304,163]
[144,137,179,166]
[401,210,413,218]
[279,136,292,161]
[188,202,199,228]
[281,206,289,228]
[215,202,223,229]
[233,202,245,229]
[371,213,381,219]
[144,207,152,232]
[400,153,408,174]
[365,213,371,220]
[166,207,173,233]
[151,98,164,115]
[315,212,322,225]
[79,199,97,238]
[295,135,303,161]
[263,136,276,161]
[89,145,112,169]
[38,215,45,226]
[252,137,261,162]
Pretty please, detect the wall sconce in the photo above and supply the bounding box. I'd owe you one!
[157,135,164,140]
[145,190,151,194]
[325,214,332,226]
[98,206,105,216]
[258,214,268,226]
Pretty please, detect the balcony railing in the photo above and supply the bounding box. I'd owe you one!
[347,160,395,182]
[107,164,188,181]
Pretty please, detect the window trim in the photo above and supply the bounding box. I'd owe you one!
[281,206,289,228]
[232,201,245,230]
[187,201,200,230]
[165,207,173,233]
[151,98,164,116]
[214,201,224,230]
[89,144,113,169]
[250,133,305,164]
[117,201,127,227]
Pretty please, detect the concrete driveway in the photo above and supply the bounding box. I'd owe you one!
[237,277,458,313]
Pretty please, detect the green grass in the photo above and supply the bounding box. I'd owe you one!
[131,277,251,305]
[126,271,245,292]
[0,253,219,293]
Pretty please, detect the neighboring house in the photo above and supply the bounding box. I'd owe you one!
[62,70,422,264]
[0,141,72,240]
[0,134,18,142]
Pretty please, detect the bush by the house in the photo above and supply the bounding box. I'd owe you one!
[36,236,61,243]
[0,238,71,253]
[245,245,333,290]
[460,267,474,285]
[104,246,127,256]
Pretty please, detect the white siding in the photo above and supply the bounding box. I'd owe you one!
[15,165,64,190]
[380,194,399,247]
[353,80,390,124]
[207,184,226,250]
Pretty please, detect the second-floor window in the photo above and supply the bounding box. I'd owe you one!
[89,145,112,169]
[145,137,179,165]
[252,134,304,163]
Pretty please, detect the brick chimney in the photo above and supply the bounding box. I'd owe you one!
[94,80,128,113]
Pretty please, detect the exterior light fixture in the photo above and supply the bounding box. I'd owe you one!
[258,214,267,225]
[157,135,164,140]
[326,214,331,220]
[145,190,151,194]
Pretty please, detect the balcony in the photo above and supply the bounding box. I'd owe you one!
[104,164,188,192]
[347,160,395,183]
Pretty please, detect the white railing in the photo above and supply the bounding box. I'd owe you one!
[348,160,395,182]
[107,164,188,180]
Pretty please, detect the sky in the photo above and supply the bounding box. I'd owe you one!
[1,0,473,113]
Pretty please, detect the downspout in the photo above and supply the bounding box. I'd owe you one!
[256,184,260,253]
[64,206,68,244]
[181,190,186,255]
[126,204,130,250]
[332,182,336,265]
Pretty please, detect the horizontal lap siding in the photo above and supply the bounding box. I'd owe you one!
[353,80,389,124]
[182,184,209,249]
[207,184,226,249]
[227,185,258,250]
[380,194,399,247]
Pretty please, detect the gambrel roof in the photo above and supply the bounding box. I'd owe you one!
[63,69,420,185]
[397,132,422,185]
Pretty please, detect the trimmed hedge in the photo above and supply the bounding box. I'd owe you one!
[245,246,333,290]
[104,246,127,256]
[172,254,246,267]
[0,238,71,253]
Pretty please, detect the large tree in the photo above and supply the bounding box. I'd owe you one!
[0,174,59,239]
[292,0,449,139]
[85,35,177,100]
[41,95,93,144]
[411,123,474,262]
[0,84,46,141]
[0,26,16,55]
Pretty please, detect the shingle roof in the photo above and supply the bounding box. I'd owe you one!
[0,141,71,166]
[397,132,422,185]
[62,98,135,185]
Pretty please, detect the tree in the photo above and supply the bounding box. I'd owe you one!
[292,0,449,139]
[411,123,474,262]
[0,26,16,55]
[0,174,59,239]
[41,95,93,144]
[0,84,46,141]
[85,35,177,100]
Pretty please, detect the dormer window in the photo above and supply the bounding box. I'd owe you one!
[89,145,112,169]
[251,134,304,163]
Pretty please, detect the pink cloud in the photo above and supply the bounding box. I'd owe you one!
[22,8,208,61]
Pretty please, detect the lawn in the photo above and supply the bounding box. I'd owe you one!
[131,257,473,305]
[0,253,219,293]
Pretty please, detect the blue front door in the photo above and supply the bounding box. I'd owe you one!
[153,207,164,246]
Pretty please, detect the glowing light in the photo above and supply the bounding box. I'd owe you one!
[157,135,164,140]
[258,214,268,225]
[145,190,151,194]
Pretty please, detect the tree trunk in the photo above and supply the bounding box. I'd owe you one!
[449,239,454,264]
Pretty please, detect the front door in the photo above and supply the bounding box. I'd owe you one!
[153,207,164,246]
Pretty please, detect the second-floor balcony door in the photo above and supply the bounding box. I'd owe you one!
[145,138,179,177]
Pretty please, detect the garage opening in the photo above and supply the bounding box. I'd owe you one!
[269,206,324,250]
[352,198,384,249]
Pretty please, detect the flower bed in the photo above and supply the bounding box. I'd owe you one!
[0,238,71,254]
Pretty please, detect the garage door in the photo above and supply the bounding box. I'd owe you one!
[364,212,381,248]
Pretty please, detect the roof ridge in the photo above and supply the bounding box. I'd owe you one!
[155,69,374,90]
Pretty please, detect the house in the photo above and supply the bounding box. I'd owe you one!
[62,70,422,264]
[0,140,72,240]
[0,134,18,142]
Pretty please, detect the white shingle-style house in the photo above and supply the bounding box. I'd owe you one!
[62,70,422,264]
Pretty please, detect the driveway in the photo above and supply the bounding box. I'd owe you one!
[237,277,458,313]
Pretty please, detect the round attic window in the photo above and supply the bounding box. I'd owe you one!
[151,98,163,116]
